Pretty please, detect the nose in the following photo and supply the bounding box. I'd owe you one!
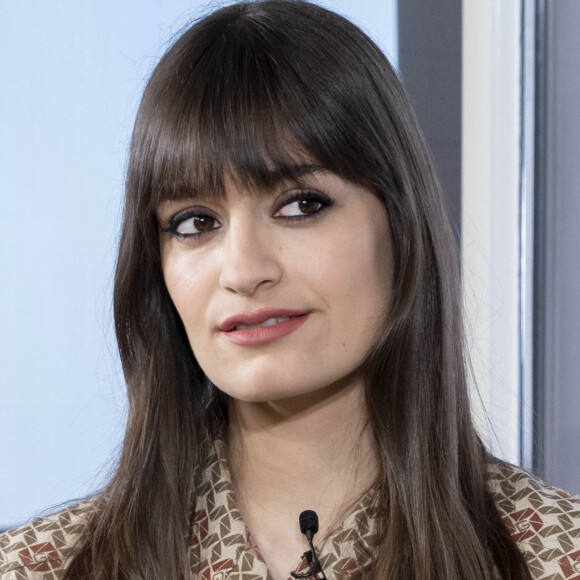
[219,218,283,296]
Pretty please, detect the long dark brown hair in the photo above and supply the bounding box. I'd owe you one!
[65,1,531,578]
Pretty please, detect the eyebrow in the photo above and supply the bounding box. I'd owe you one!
[155,163,328,212]
[261,163,327,186]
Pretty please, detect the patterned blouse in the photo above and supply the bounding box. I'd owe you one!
[1,439,579,579]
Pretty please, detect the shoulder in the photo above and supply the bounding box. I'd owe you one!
[488,459,580,579]
[0,499,94,579]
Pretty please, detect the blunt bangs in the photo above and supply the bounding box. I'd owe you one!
[130,1,395,215]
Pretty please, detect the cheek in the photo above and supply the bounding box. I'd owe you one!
[161,251,213,334]
[312,222,390,305]
[292,220,390,360]
[338,224,391,350]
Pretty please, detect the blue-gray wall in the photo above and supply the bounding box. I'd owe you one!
[534,0,580,494]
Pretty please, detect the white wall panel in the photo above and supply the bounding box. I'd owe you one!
[462,0,522,464]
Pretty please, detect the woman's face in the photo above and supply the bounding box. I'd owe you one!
[158,168,391,402]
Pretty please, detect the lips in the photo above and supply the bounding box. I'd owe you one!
[219,308,311,346]
[219,308,310,332]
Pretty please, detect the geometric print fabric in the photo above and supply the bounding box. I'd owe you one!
[488,460,580,579]
[1,440,579,579]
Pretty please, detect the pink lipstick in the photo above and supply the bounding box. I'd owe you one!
[219,308,310,346]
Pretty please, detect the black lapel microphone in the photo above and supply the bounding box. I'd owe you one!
[290,510,327,579]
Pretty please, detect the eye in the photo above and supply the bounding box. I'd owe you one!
[274,192,332,219]
[161,210,221,239]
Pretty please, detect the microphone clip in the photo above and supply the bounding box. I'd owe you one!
[290,550,316,578]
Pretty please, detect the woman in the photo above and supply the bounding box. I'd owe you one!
[1,1,579,578]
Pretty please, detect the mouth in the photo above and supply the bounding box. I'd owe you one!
[219,308,311,346]
[219,308,310,332]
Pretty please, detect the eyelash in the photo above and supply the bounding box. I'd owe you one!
[161,190,333,240]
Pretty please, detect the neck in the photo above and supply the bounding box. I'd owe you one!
[227,376,377,539]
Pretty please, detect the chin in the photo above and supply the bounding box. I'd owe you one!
[211,369,363,407]
[215,382,316,404]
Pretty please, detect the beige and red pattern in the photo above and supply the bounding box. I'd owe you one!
[0,500,93,580]
[1,440,579,579]
[488,461,580,579]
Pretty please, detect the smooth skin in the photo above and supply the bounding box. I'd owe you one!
[158,169,391,579]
